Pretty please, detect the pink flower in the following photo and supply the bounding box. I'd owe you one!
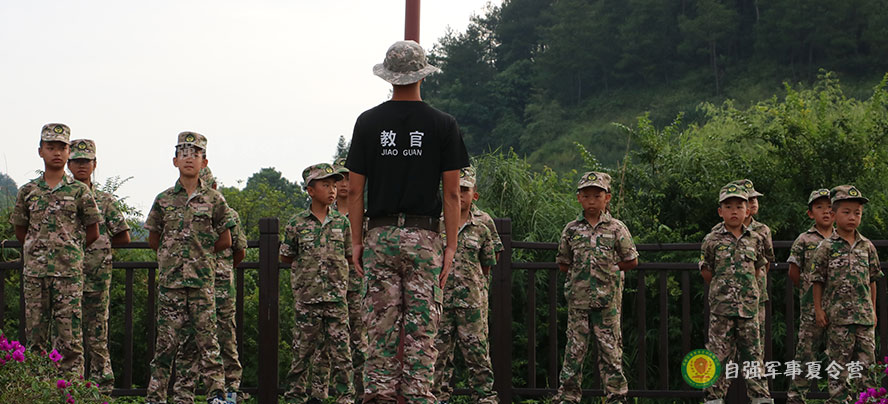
[86,382,91,388]
[11,350,24,362]
[66,393,74,404]
[49,349,63,363]
[57,379,68,389]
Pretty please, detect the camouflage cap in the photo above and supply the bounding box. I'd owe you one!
[577,171,611,192]
[302,163,343,189]
[830,184,869,204]
[459,166,477,188]
[199,166,216,187]
[333,156,349,174]
[69,139,96,160]
[732,179,763,198]
[373,40,441,85]
[41,123,71,144]
[719,183,749,203]
[807,188,831,205]
[176,131,207,150]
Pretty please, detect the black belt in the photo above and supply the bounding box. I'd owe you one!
[367,215,438,232]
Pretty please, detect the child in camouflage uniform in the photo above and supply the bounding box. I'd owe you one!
[811,185,882,404]
[173,166,247,404]
[552,171,638,404]
[432,166,502,404]
[144,132,232,404]
[700,183,772,404]
[67,139,131,392]
[11,124,101,376]
[785,188,833,404]
[280,163,354,404]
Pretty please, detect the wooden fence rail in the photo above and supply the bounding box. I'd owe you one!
[1,217,887,403]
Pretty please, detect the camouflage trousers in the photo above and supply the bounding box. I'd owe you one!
[432,306,496,404]
[704,314,770,401]
[786,311,827,404]
[347,288,366,400]
[553,306,627,404]
[171,274,243,403]
[285,301,354,404]
[361,226,443,404]
[24,274,84,376]
[146,286,225,402]
[83,287,114,393]
[825,324,875,404]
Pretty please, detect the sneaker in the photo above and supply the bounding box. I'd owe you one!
[208,395,228,404]
[306,398,323,404]
[225,392,237,404]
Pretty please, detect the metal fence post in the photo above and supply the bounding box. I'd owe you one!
[491,218,513,403]
[257,218,280,404]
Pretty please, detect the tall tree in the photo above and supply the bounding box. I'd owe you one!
[678,0,740,94]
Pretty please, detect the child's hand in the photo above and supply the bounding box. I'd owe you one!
[815,308,828,328]
[788,265,800,286]
[701,268,712,284]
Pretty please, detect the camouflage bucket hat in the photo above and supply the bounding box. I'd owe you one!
[807,188,831,205]
[373,40,441,85]
[199,166,216,187]
[176,131,208,150]
[577,171,611,192]
[459,166,477,188]
[69,139,96,160]
[41,123,71,144]
[302,163,343,189]
[333,156,349,174]
[733,179,763,198]
[719,183,749,203]
[830,185,869,204]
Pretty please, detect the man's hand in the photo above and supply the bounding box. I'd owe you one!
[701,268,713,284]
[439,245,456,288]
[815,308,828,328]
[353,244,364,277]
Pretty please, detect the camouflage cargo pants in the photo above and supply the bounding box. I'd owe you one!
[432,306,496,404]
[704,314,770,401]
[285,301,354,404]
[146,286,225,403]
[82,252,114,393]
[553,306,627,404]
[172,274,243,402]
[361,226,443,404]
[825,324,875,404]
[347,287,367,400]
[786,311,827,404]
[24,274,84,376]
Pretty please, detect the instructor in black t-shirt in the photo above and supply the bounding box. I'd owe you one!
[345,40,469,404]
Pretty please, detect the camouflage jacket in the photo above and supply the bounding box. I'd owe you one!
[700,222,767,318]
[144,179,232,289]
[557,212,637,310]
[280,207,352,304]
[10,174,101,278]
[810,231,882,326]
[440,207,498,308]
[787,226,831,311]
[215,209,247,281]
[472,205,504,255]
[748,218,774,302]
[83,187,130,292]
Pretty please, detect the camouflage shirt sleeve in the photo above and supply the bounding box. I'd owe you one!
[787,234,805,267]
[700,235,715,272]
[809,242,828,284]
[231,221,248,252]
[144,195,164,233]
[10,186,29,227]
[343,217,352,260]
[279,217,299,258]
[78,187,102,227]
[761,226,776,262]
[556,224,572,266]
[754,236,768,270]
[868,241,883,282]
[212,194,232,237]
[479,225,497,267]
[614,222,638,262]
[103,195,131,236]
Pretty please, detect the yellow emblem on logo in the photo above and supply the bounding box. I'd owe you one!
[819,190,829,196]
[325,167,333,174]
[744,181,753,189]
[77,142,87,150]
[682,349,721,389]
[849,189,859,196]
[185,134,195,142]
[727,185,737,193]
[460,171,466,178]
[164,206,175,212]
[586,173,597,181]
[53,126,64,134]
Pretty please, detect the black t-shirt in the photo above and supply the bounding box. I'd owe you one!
[346,100,469,218]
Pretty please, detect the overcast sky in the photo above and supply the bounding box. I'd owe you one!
[0,0,499,215]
